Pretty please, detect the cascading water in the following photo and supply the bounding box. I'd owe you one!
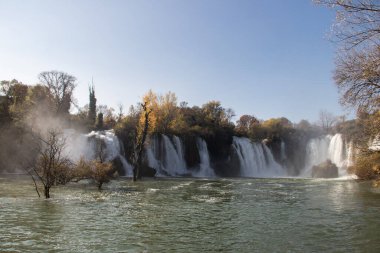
[303,133,353,177]
[146,134,216,177]
[146,134,188,176]
[194,138,215,177]
[232,137,284,177]
[63,129,132,175]
[280,140,287,162]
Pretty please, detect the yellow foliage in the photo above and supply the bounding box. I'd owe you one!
[139,90,181,134]
[353,151,380,180]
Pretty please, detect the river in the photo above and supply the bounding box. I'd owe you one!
[1,176,380,252]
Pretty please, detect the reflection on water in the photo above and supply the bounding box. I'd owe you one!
[1,176,380,252]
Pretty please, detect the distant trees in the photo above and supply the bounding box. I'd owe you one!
[202,100,234,127]
[318,110,337,133]
[38,71,77,115]
[236,115,260,135]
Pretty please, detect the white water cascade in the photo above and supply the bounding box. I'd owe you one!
[194,138,216,177]
[146,134,216,177]
[232,137,284,177]
[63,129,132,175]
[146,134,188,176]
[303,133,354,177]
[280,140,287,162]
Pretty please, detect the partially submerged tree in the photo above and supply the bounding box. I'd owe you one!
[75,158,114,190]
[132,102,152,181]
[27,129,73,198]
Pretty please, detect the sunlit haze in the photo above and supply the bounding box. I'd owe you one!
[0,0,350,122]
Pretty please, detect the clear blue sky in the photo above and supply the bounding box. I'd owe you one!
[0,0,352,123]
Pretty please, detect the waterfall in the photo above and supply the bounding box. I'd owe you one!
[63,129,132,175]
[303,133,352,177]
[232,137,284,177]
[280,140,287,161]
[146,134,217,177]
[162,135,187,175]
[194,138,215,177]
[146,134,188,176]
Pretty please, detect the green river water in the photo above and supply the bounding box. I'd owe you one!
[1,176,380,252]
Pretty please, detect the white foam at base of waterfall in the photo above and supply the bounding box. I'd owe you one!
[193,138,216,178]
[303,133,355,177]
[232,137,285,178]
[63,129,132,176]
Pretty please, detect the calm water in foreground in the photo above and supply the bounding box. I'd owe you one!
[1,176,380,252]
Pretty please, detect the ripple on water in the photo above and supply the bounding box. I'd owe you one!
[1,177,380,252]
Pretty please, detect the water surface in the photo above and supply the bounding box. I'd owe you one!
[1,176,380,252]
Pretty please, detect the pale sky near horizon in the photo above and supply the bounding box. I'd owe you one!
[0,0,353,123]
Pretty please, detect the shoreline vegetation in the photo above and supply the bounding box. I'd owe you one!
[0,1,379,198]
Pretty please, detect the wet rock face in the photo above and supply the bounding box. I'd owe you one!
[312,160,338,178]
[140,165,157,177]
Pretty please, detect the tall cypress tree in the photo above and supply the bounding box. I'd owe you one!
[88,85,97,125]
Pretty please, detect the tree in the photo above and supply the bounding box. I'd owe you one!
[117,103,124,122]
[0,80,30,122]
[318,110,337,133]
[334,46,380,112]
[75,137,115,190]
[88,85,97,126]
[316,0,380,49]
[132,102,152,181]
[236,115,259,134]
[38,71,77,115]
[27,129,73,198]
[96,112,104,130]
[316,1,380,113]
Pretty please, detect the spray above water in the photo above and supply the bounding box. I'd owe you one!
[63,129,132,175]
[303,133,355,177]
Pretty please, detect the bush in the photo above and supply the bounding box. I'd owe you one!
[353,151,380,180]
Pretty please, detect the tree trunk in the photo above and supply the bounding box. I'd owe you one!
[44,186,50,199]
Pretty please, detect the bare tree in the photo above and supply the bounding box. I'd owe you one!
[334,46,380,112]
[38,71,77,115]
[316,0,380,113]
[117,103,124,122]
[316,0,380,49]
[319,110,337,133]
[26,129,73,198]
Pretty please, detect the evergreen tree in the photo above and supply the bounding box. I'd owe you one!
[88,85,97,125]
